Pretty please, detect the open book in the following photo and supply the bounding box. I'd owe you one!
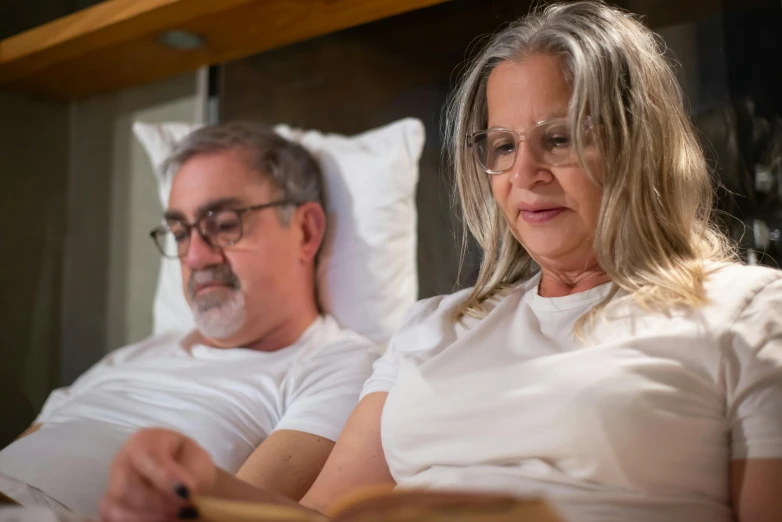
[193,488,563,522]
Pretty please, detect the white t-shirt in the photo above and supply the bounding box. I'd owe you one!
[362,263,782,522]
[0,315,379,517]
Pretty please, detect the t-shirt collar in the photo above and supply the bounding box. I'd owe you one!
[525,272,613,312]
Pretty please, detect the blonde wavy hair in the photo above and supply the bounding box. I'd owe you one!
[445,0,734,326]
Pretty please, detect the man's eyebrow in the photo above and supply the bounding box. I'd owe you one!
[163,210,186,222]
[164,197,244,222]
[195,197,244,219]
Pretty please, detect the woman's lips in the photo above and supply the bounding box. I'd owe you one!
[519,207,566,224]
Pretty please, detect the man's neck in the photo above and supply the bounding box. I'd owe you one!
[191,305,320,353]
[243,308,320,352]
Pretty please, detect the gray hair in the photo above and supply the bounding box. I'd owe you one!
[163,121,325,224]
[446,1,733,328]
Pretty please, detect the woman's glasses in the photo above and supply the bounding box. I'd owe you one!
[467,116,593,174]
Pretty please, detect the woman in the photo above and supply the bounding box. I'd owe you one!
[100,2,782,521]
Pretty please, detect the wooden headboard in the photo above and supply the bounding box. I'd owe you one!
[0,0,449,100]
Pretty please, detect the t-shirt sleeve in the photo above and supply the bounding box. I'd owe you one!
[34,387,72,424]
[34,342,145,424]
[360,295,453,400]
[726,274,782,460]
[274,338,381,442]
[35,359,110,424]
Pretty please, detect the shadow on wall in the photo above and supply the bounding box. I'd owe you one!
[694,99,782,266]
[0,0,107,447]
[0,90,69,446]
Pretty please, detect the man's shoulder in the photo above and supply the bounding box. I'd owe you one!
[308,315,379,353]
[105,331,188,364]
[292,316,381,367]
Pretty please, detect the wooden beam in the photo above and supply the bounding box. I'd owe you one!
[0,0,449,100]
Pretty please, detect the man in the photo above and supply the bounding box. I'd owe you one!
[0,122,380,518]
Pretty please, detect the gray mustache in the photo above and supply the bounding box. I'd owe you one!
[187,265,240,300]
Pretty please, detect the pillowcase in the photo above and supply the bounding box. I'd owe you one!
[133,118,424,344]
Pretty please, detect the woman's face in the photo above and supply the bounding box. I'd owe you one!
[486,54,603,271]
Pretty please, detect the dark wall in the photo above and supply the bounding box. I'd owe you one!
[722,0,782,121]
[0,93,68,445]
[0,2,73,447]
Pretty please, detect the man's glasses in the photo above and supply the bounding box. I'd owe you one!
[467,116,594,174]
[150,200,297,259]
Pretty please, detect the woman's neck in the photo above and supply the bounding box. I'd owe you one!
[537,265,611,298]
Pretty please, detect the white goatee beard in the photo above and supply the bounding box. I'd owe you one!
[191,289,246,340]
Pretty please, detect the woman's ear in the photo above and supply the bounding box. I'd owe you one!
[296,202,327,263]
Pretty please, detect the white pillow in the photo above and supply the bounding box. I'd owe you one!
[133,119,424,344]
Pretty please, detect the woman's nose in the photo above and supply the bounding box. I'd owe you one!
[509,141,553,188]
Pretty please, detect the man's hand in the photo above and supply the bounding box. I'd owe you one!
[100,428,217,522]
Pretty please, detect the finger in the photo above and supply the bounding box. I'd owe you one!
[107,448,183,511]
[178,442,216,491]
[106,468,183,516]
[128,443,201,498]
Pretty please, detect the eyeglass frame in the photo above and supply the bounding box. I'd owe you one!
[466,116,595,175]
[149,199,299,259]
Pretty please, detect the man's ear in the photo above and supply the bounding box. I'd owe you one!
[296,202,326,263]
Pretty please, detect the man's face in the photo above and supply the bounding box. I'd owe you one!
[166,151,303,347]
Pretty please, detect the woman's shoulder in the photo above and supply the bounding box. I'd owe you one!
[701,263,782,332]
[703,263,782,369]
[705,262,782,302]
[381,288,476,361]
[402,277,537,330]
[399,287,476,331]
[386,279,536,355]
